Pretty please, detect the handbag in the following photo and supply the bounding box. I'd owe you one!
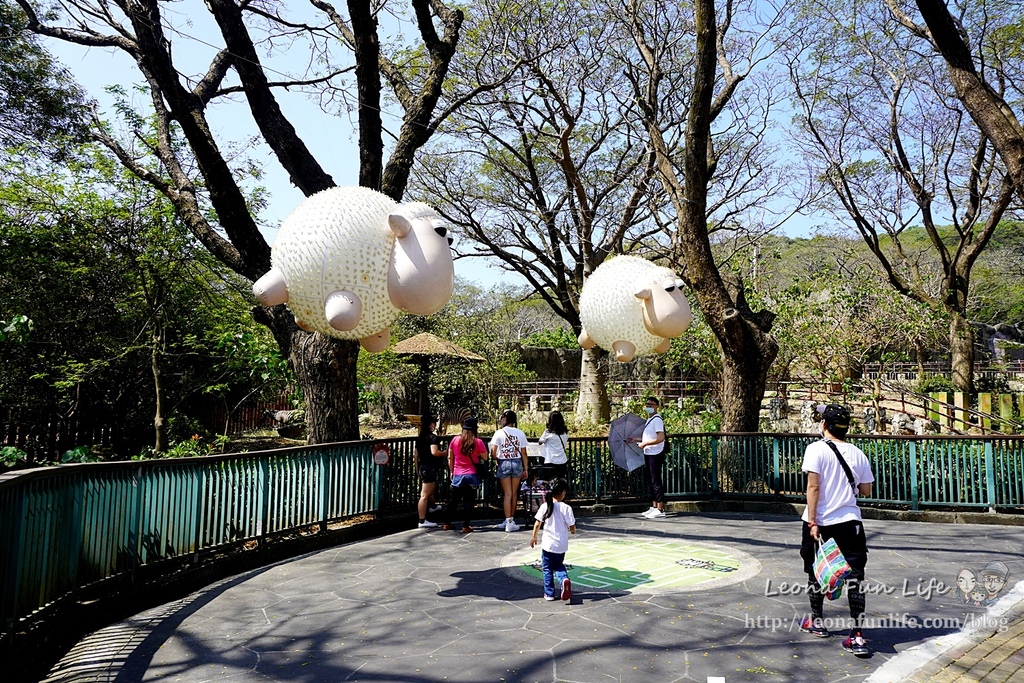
[473,451,488,477]
[455,435,487,476]
[813,537,852,600]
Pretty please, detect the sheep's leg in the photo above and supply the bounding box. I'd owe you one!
[654,337,672,354]
[577,328,596,350]
[612,340,636,362]
[325,289,363,332]
[360,328,391,352]
[253,268,289,306]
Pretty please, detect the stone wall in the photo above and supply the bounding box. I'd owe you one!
[519,346,582,379]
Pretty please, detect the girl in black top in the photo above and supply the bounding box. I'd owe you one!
[415,415,446,528]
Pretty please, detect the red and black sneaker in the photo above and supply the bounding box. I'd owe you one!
[799,616,830,638]
[842,630,870,657]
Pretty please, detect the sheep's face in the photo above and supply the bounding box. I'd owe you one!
[387,207,455,315]
[635,277,692,339]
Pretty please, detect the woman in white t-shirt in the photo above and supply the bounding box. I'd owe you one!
[538,410,569,481]
[490,410,529,532]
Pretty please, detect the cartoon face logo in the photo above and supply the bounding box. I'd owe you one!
[958,562,1010,606]
[980,561,1009,604]
[956,567,977,603]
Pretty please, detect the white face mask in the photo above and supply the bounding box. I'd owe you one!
[645,406,656,415]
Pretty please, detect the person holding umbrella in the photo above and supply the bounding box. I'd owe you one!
[629,396,667,518]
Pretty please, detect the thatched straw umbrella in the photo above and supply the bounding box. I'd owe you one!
[392,332,485,419]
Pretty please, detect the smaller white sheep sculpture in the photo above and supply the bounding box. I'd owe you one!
[577,255,692,362]
[252,186,454,351]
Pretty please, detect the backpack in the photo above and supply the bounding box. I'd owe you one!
[498,429,521,459]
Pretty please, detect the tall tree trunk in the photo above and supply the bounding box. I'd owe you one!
[576,347,610,421]
[718,330,774,432]
[949,313,975,395]
[630,0,779,436]
[152,329,168,453]
[255,307,360,443]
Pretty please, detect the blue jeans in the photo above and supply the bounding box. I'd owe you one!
[541,549,568,598]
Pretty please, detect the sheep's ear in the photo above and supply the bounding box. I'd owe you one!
[389,214,412,238]
[634,287,652,300]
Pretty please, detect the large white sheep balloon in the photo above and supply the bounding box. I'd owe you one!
[252,186,455,351]
[577,255,692,362]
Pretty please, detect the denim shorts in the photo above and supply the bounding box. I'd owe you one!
[495,458,524,479]
[451,473,481,488]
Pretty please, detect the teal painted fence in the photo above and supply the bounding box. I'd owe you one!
[3,433,1024,644]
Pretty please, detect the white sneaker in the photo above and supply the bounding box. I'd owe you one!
[418,520,438,528]
[494,521,508,529]
[505,520,520,532]
[647,509,666,519]
[429,504,443,513]
[641,507,658,517]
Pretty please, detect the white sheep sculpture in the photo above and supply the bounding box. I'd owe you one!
[252,186,455,351]
[577,255,692,362]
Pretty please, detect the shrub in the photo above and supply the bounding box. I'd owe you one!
[1,446,28,469]
[916,375,959,395]
[59,445,97,464]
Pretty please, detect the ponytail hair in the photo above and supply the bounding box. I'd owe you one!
[542,478,569,522]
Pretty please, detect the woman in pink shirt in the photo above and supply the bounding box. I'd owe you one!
[444,417,488,533]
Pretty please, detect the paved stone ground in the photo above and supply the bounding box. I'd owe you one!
[43,512,1024,683]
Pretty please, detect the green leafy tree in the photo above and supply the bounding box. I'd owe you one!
[0,146,276,456]
[523,327,579,350]
[0,0,86,154]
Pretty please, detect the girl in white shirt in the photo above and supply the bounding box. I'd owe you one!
[490,410,529,532]
[530,478,576,602]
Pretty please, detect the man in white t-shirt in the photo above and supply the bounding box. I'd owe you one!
[629,396,667,519]
[799,403,874,658]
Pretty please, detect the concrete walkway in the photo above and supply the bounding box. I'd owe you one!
[42,511,1024,682]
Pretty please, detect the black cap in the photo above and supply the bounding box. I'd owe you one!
[816,404,850,428]
[460,417,478,432]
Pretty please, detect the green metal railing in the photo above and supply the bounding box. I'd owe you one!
[3,433,1024,646]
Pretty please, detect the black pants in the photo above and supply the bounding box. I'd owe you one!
[545,463,568,482]
[800,519,868,628]
[447,483,476,529]
[645,452,666,504]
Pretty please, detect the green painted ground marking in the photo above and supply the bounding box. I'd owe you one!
[501,536,761,594]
